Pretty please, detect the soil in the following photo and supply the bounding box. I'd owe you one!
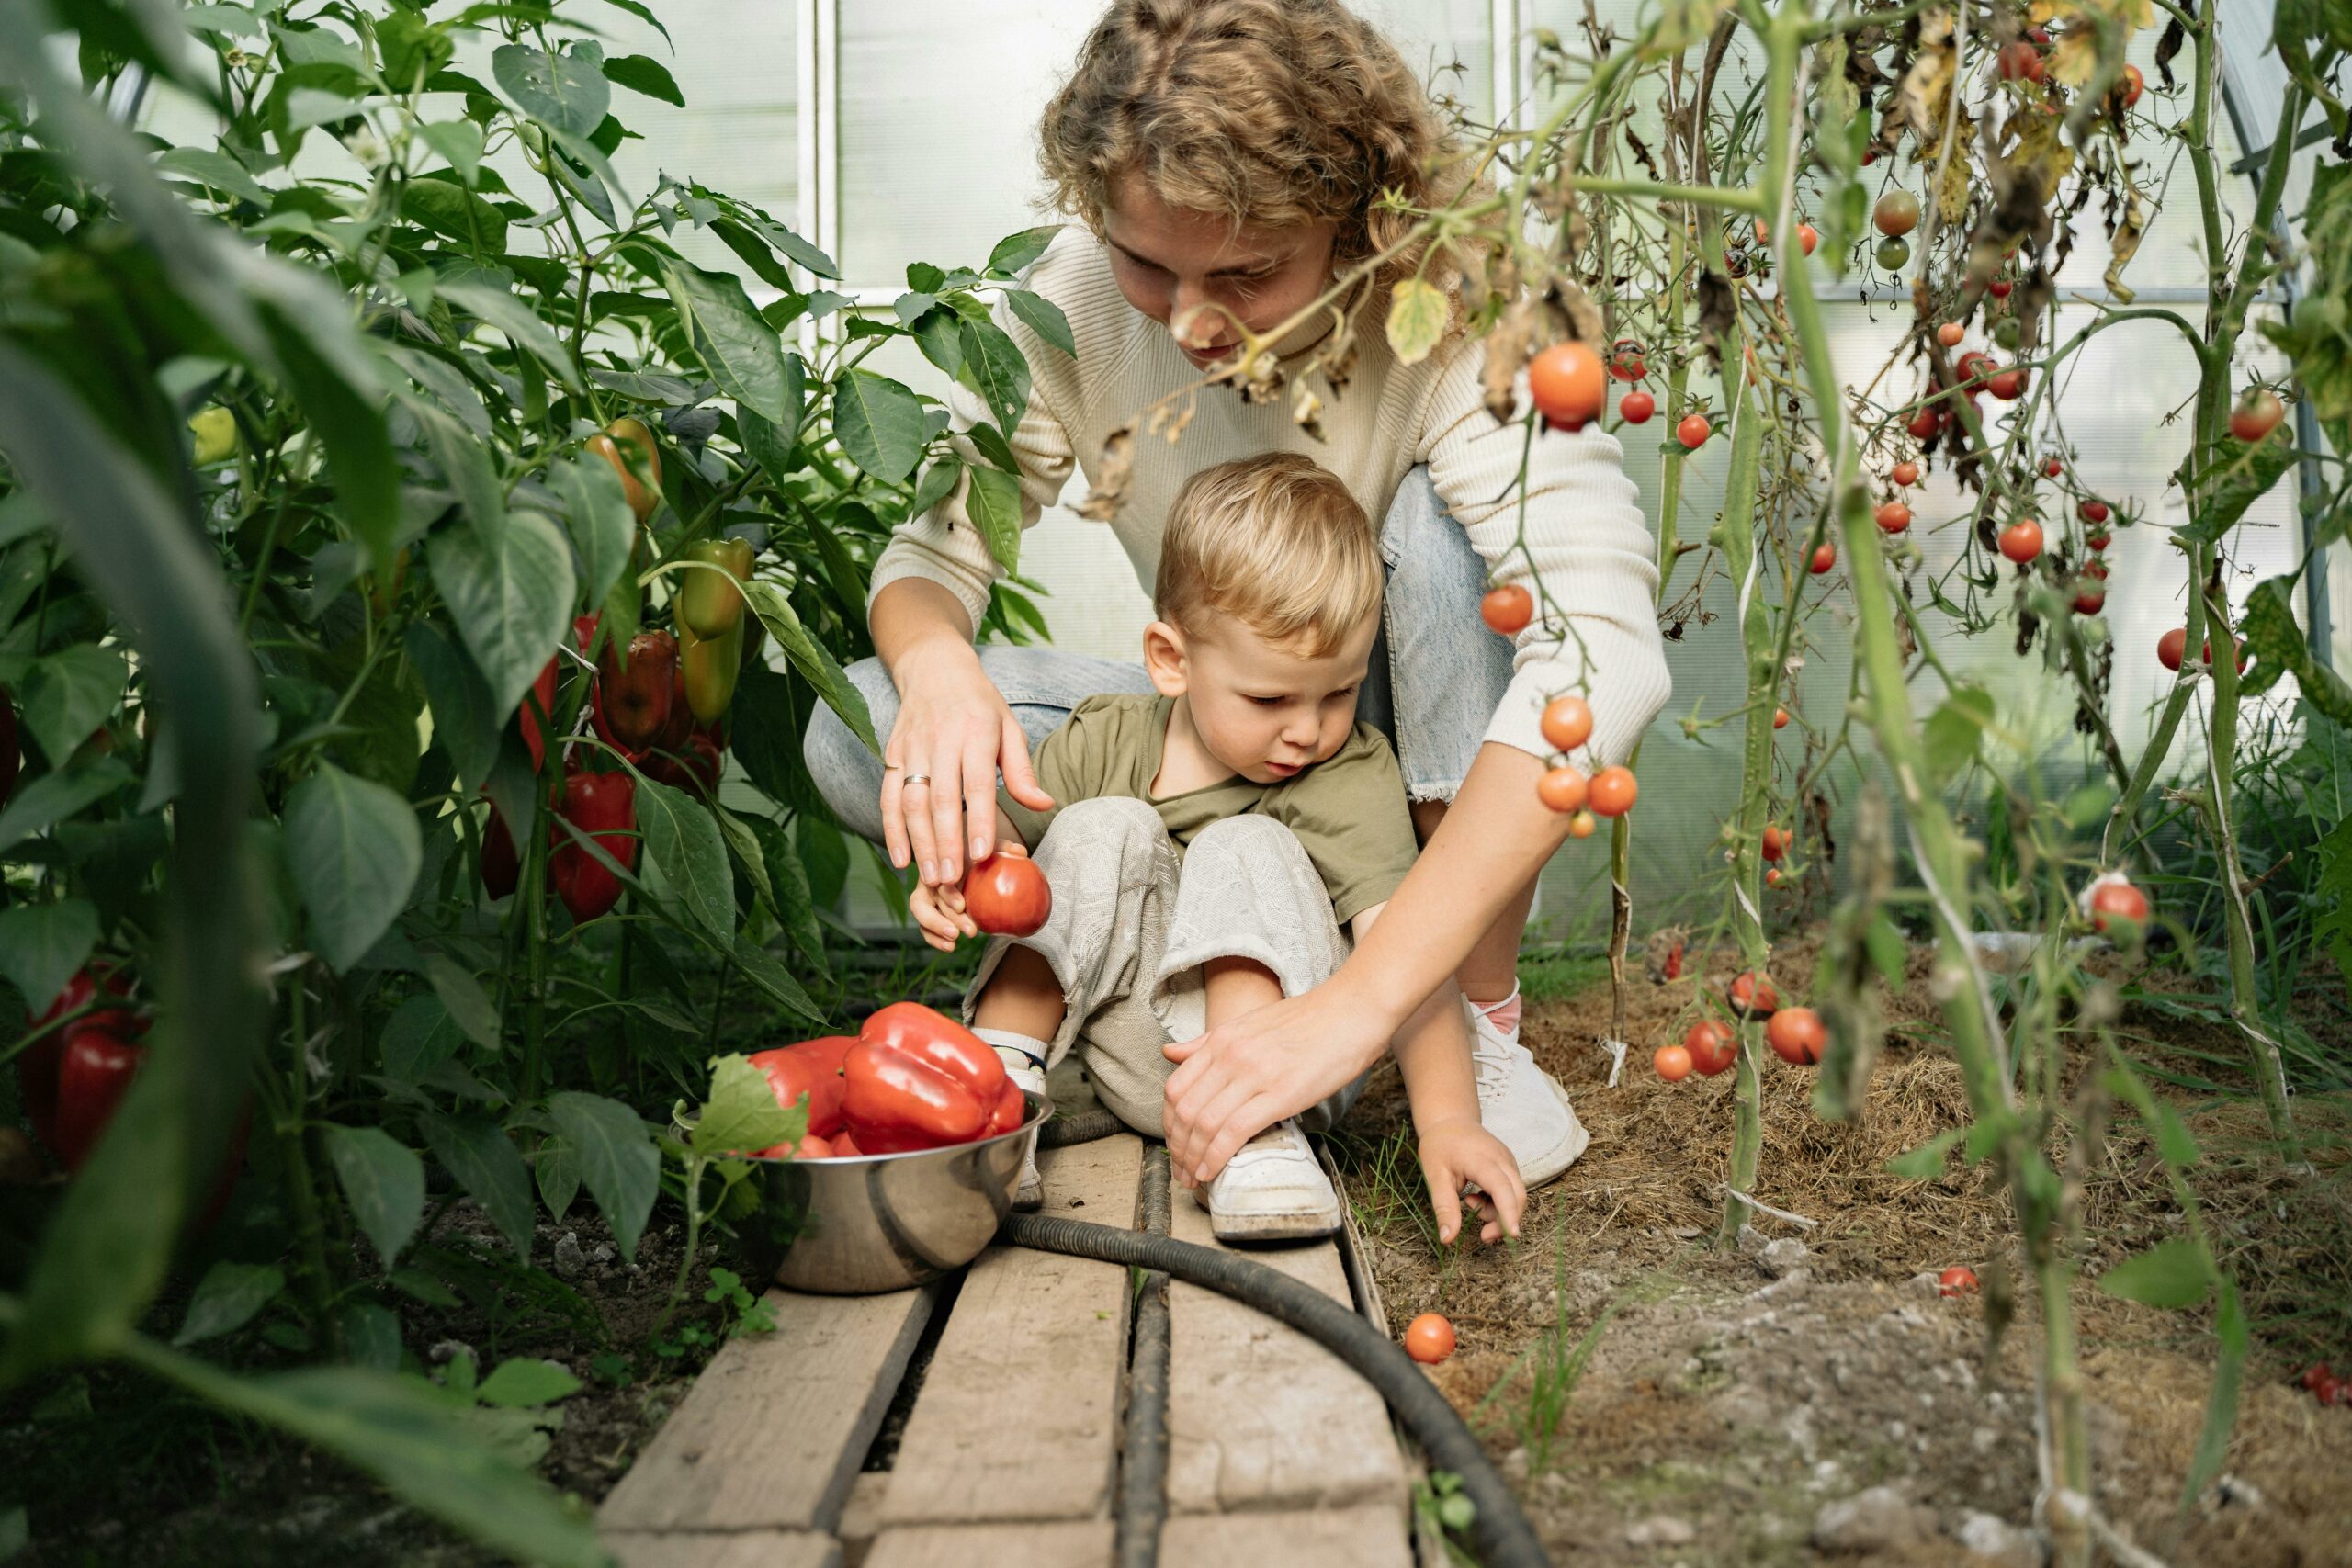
[1330,935,2352,1567]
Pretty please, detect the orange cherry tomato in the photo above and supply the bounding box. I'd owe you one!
[1761,825,1788,862]
[2156,627,2188,671]
[1936,322,1965,348]
[1773,706,1790,730]
[1536,766,1589,814]
[1653,1043,1693,1082]
[1996,520,2043,564]
[1765,1006,1826,1065]
[1541,694,1594,753]
[1891,460,1921,487]
[1566,809,1597,840]
[1480,584,1532,636]
[1875,502,1912,534]
[1939,1266,1979,1297]
[1404,1312,1455,1364]
[1530,342,1606,432]
[1809,541,1837,575]
[1586,765,1638,818]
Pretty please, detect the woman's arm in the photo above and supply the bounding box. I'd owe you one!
[1163,740,1566,1182]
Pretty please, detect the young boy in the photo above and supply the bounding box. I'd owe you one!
[910,453,1555,1245]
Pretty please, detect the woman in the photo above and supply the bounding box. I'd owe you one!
[808,0,1670,1187]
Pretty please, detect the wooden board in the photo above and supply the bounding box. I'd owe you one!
[1159,1506,1414,1567]
[862,1519,1114,1568]
[603,1529,842,1568]
[876,1136,1142,1528]
[1164,1190,1410,1517]
[599,1283,939,1533]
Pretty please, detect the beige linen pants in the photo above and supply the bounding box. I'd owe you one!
[962,797,1367,1137]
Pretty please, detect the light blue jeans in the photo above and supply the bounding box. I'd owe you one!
[806,466,1515,842]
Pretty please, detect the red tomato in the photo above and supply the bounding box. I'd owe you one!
[1998,39,2045,82]
[1936,322,1965,348]
[964,851,1052,937]
[1997,520,2043,564]
[1619,389,1656,424]
[1809,541,1837,575]
[1765,867,1783,887]
[1531,342,1606,431]
[2302,1361,2335,1393]
[1653,1043,1694,1082]
[2116,63,2144,109]
[2230,389,2285,443]
[1873,191,1920,238]
[1728,970,1779,1016]
[1480,584,1532,636]
[1986,367,2028,401]
[2082,558,2109,581]
[1610,340,1646,382]
[1762,824,1789,862]
[2078,499,2109,524]
[1537,766,1589,814]
[1765,1007,1826,1066]
[1875,502,1912,534]
[1541,694,1594,753]
[1677,412,1712,449]
[1773,706,1790,730]
[1404,1312,1456,1364]
[2089,880,2150,932]
[1566,809,1598,840]
[1955,351,1996,384]
[1939,1266,1978,1297]
[1906,406,1942,441]
[1684,1021,1736,1077]
[2073,586,2107,615]
[1587,766,1638,818]
[2042,456,2064,479]
[2086,530,2110,553]
[2156,627,2188,671]
[1891,460,1921,487]
[1796,223,1819,255]
[1988,279,2014,299]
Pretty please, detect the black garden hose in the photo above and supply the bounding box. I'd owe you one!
[1036,1104,1125,1148]
[1001,1208,1553,1568]
[1112,1145,1172,1568]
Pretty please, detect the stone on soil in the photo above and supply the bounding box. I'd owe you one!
[1811,1485,1937,1552]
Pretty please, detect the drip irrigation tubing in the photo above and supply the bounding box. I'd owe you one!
[1112,1144,1172,1568]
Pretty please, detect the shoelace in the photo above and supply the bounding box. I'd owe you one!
[1219,1123,1306,1174]
[1470,1032,1521,1097]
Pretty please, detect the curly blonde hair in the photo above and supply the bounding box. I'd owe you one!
[1037,0,1479,312]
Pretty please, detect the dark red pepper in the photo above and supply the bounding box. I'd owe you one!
[549,768,638,923]
[17,967,136,1154]
[50,1027,249,1226]
[841,1003,1009,1154]
[748,1033,854,1139]
[481,807,519,900]
[594,629,680,756]
[517,655,560,773]
[644,726,722,796]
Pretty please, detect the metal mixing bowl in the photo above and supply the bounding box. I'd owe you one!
[725,1092,1051,1295]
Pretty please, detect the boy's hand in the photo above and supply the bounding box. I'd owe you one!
[908,879,977,953]
[1416,1118,1527,1245]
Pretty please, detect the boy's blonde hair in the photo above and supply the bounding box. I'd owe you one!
[1155,454,1382,657]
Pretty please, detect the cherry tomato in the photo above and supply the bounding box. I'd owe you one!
[1762,824,1789,862]
[1891,460,1921,487]
[1537,766,1589,814]
[1939,1266,1978,1297]
[1541,695,1594,753]
[2042,456,2064,479]
[1728,970,1779,1016]
[1873,191,1921,238]
[1796,222,1819,255]
[1997,39,2045,82]
[1765,867,1783,886]
[1619,389,1656,424]
[1610,339,1646,382]
[1566,809,1598,840]
[1677,412,1712,449]
[1587,766,1638,818]
[1877,237,1913,270]
[1683,1021,1736,1077]
[2156,627,2188,671]
[1653,1043,1694,1082]
[1954,351,1996,384]
[2302,1362,2335,1393]
[1766,1006,1826,1065]
[1875,501,1912,534]
[1480,584,1532,636]
[1810,541,1837,575]
[1996,520,2043,564]
[2082,558,2109,581]
[2078,499,2109,525]
[2089,880,2150,931]
[964,851,1052,937]
[1906,406,1941,441]
[2230,389,2285,443]
[2073,585,2107,615]
[2086,529,2110,553]
[1987,367,2028,401]
[1936,322,1965,348]
[1988,278,2014,299]
[1404,1313,1456,1364]
[2116,63,2144,109]
[1773,706,1790,730]
[1531,342,1606,431]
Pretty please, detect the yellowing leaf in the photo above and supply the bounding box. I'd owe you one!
[2104,186,2147,302]
[1385,276,1449,367]
[2048,28,2100,88]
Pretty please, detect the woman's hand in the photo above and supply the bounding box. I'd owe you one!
[881,640,1052,887]
[1414,1118,1525,1245]
[907,880,976,953]
[1160,974,1396,1186]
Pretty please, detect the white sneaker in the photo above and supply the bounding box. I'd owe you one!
[992,1049,1047,1211]
[1204,1120,1340,1242]
[1464,998,1589,1187]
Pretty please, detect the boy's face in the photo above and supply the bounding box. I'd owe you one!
[1146,609,1376,784]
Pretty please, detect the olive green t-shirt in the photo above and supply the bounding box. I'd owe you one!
[1000,694,1419,924]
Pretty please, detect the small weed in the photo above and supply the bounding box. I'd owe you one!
[1412,1470,1480,1566]
[1469,1235,1641,1473]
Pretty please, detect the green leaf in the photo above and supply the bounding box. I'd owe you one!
[1384,277,1449,367]
[956,318,1032,440]
[1003,288,1075,359]
[1922,684,1995,788]
[910,457,962,520]
[476,1358,582,1409]
[738,400,801,484]
[128,1348,604,1568]
[435,280,582,392]
[986,226,1057,276]
[21,645,126,769]
[406,622,500,792]
[285,764,423,971]
[379,993,464,1080]
[399,177,508,255]
[2177,430,2299,544]
[416,120,484,186]
[742,581,876,752]
[729,935,824,1024]
[174,1261,285,1347]
[429,508,575,724]
[548,452,635,612]
[154,147,274,208]
[536,1132,579,1223]
[0,757,132,856]
[966,465,1023,572]
[413,397,506,539]
[1646,0,1736,55]
[2185,1276,2248,1510]
[602,52,684,107]
[2243,576,2352,727]
[911,308,965,379]
[831,369,925,486]
[421,1114,535,1257]
[492,42,609,137]
[1884,1126,1965,1179]
[545,1092,657,1261]
[260,306,401,572]
[0,899,98,1020]
[2096,1238,2213,1309]
[695,1052,804,1157]
[963,419,1019,476]
[661,259,791,423]
[323,1125,427,1265]
[636,775,733,942]
[749,816,825,966]
[422,953,501,1052]
[714,805,776,913]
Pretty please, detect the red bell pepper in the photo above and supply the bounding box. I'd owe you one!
[748,1033,854,1139]
[986,1078,1029,1137]
[549,769,638,923]
[842,1003,1008,1154]
[829,1131,865,1157]
[49,1026,250,1226]
[17,966,136,1154]
[517,654,560,773]
[644,726,722,796]
[594,628,679,756]
[481,807,519,900]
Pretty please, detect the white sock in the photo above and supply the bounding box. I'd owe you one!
[972,1026,1049,1083]
[1472,986,1523,1042]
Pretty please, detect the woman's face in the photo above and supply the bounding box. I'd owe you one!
[1101,174,1338,370]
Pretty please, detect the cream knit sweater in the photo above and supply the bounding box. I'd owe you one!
[868,228,1672,767]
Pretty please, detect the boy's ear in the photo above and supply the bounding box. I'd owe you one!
[1142,619,1189,697]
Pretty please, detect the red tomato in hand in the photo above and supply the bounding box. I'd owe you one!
[1530,342,1605,431]
[965,850,1052,937]
[1683,1021,1736,1077]
[1765,1007,1826,1066]
[1480,585,1532,636]
[1404,1313,1456,1364]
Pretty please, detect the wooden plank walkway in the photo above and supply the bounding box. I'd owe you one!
[597,1122,1420,1566]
